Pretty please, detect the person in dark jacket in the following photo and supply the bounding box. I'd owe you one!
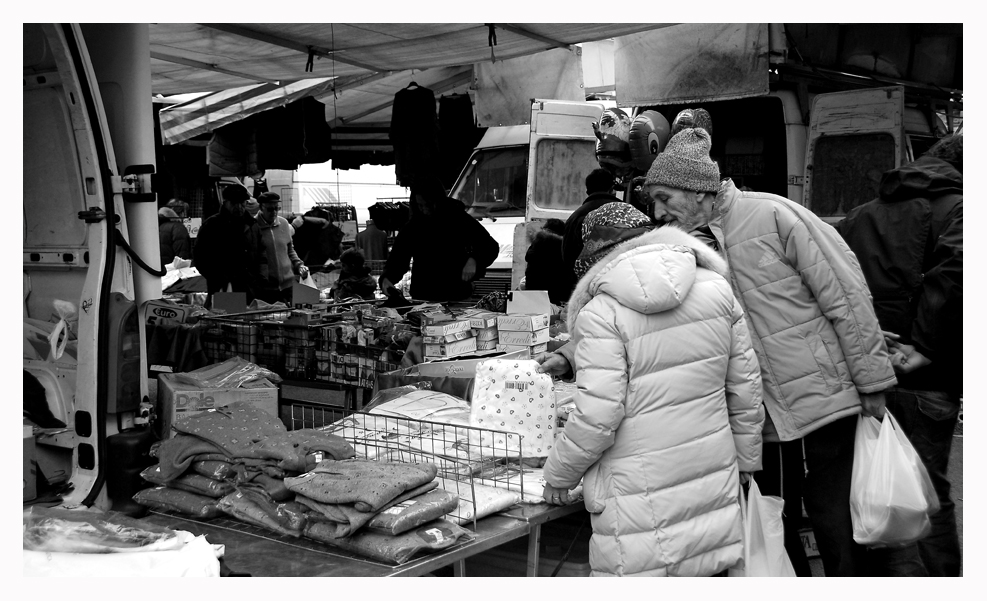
[158,207,191,265]
[193,184,261,303]
[836,132,963,577]
[292,207,345,268]
[523,218,570,305]
[561,168,622,292]
[333,248,378,301]
[378,175,498,302]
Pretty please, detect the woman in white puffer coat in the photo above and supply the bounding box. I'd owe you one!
[542,203,764,577]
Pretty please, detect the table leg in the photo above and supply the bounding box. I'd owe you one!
[526,523,542,577]
[453,559,465,577]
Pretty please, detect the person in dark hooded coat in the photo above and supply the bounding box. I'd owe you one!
[523,218,570,304]
[836,132,963,577]
[158,207,191,265]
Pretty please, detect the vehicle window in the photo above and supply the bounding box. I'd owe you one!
[809,133,896,218]
[531,139,599,211]
[24,87,89,248]
[449,147,527,218]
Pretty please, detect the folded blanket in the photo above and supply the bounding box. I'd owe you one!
[235,483,308,532]
[133,486,224,519]
[217,490,302,538]
[364,488,460,536]
[303,518,471,565]
[190,460,235,481]
[285,459,438,513]
[296,481,438,539]
[249,429,356,472]
[173,401,286,458]
[140,466,234,498]
[154,435,229,482]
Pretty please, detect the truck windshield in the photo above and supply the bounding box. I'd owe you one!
[449,147,527,219]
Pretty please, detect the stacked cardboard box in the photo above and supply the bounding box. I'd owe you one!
[459,309,500,351]
[422,319,476,359]
[496,314,550,356]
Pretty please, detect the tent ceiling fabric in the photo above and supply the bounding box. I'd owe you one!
[149,23,671,96]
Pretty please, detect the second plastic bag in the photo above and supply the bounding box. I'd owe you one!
[729,478,796,577]
[849,411,939,547]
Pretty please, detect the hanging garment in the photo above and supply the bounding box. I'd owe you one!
[438,93,481,189]
[389,84,440,187]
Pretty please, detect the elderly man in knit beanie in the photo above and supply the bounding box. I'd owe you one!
[537,127,899,577]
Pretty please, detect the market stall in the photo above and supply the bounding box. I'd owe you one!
[80,295,589,576]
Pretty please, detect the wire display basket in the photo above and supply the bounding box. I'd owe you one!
[285,404,532,527]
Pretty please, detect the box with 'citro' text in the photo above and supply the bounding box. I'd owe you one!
[156,373,279,438]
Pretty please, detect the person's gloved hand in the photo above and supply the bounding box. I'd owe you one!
[533,352,571,377]
[297,265,310,280]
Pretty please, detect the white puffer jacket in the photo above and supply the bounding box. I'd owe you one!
[544,226,764,577]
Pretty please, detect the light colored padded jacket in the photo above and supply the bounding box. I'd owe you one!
[708,179,897,441]
[544,226,764,577]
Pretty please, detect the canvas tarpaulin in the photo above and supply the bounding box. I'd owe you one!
[614,23,771,106]
[473,47,585,127]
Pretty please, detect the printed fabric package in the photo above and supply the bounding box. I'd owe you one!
[469,358,558,458]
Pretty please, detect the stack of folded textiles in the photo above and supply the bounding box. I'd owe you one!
[133,401,472,564]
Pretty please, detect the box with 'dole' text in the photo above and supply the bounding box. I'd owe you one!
[156,373,279,438]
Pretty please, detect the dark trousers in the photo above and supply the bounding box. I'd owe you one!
[760,415,869,576]
[868,389,961,577]
[757,440,812,577]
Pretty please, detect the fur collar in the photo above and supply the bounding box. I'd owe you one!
[566,225,728,332]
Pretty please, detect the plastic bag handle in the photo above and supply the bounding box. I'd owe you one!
[47,319,68,360]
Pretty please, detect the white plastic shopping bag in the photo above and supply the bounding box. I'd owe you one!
[850,411,939,547]
[729,478,796,577]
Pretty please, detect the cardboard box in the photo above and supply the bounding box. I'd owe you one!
[476,339,499,351]
[498,328,550,346]
[496,342,549,355]
[424,336,477,358]
[506,290,551,317]
[23,425,36,502]
[415,349,530,377]
[422,320,472,337]
[458,308,500,329]
[157,373,279,438]
[422,329,475,344]
[497,314,550,332]
[420,310,456,326]
[474,326,499,341]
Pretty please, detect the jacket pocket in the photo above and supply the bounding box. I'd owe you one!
[806,331,841,394]
[582,459,610,514]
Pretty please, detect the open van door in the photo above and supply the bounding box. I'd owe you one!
[24,24,142,509]
[803,86,906,223]
[512,100,603,287]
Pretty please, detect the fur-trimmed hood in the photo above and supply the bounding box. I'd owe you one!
[566,225,728,332]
